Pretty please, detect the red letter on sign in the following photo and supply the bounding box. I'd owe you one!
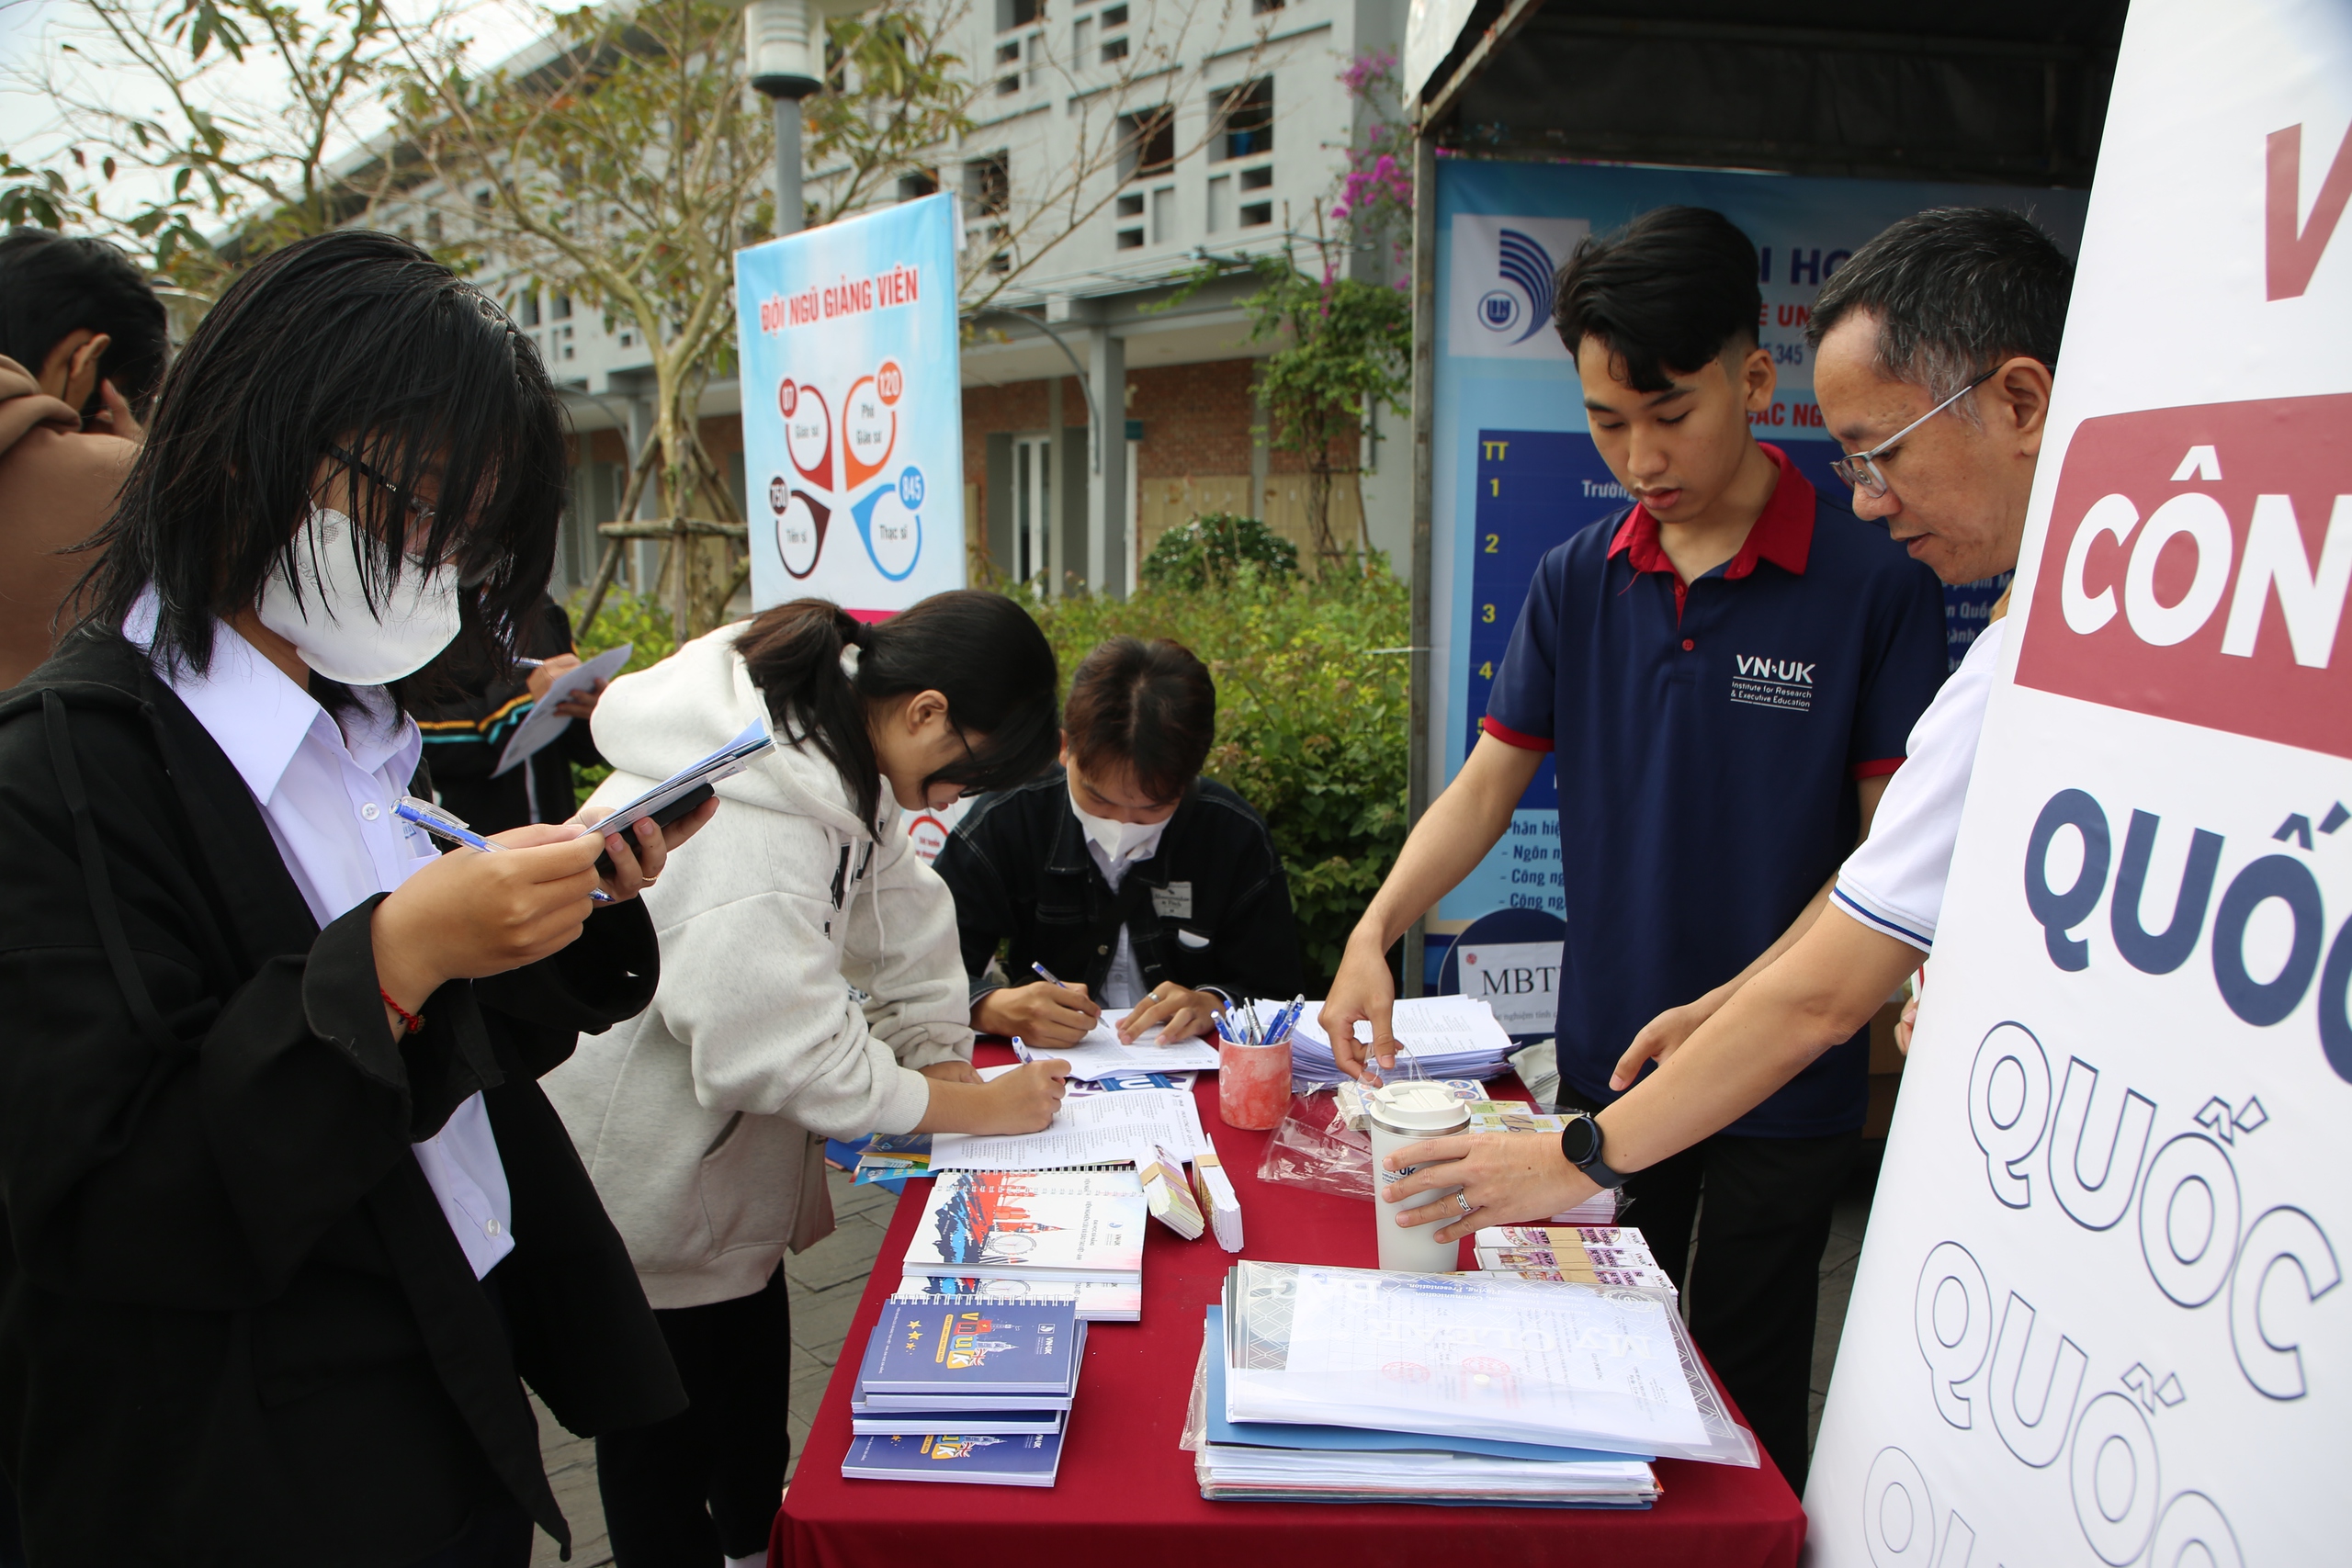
[2267,121,2352,300]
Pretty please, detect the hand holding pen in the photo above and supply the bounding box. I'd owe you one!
[971,961,1101,1047]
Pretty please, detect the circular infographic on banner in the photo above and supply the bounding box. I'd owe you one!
[842,371,899,490]
[782,378,831,487]
[775,488,829,579]
[859,476,921,581]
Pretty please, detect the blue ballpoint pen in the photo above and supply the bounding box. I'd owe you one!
[395,796,615,903]
[1031,961,1069,987]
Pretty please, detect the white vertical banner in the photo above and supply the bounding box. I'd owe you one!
[1806,4,2352,1565]
[735,194,964,615]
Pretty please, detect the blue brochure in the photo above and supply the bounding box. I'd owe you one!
[1204,1308,1649,1465]
[842,1431,1065,1486]
[857,1298,1082,1397]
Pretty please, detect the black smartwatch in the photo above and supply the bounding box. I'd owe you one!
[1559,1111,1629,1190]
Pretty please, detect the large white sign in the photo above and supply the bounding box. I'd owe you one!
[735,194,965,615]
[1806,4,2352,1565]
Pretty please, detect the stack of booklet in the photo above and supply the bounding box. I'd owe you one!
[1271,997,1517,1087]
[1470,1224,1677,1293]
[899,1168,1148,1315]
[842,1296,1086,1486]
[1193,1306,1660,1507]
[1207,1259,1758,1488]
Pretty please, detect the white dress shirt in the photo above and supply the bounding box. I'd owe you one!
[128,592,516,1278]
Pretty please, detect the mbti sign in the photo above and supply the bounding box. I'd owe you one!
[2017,393,2352,758]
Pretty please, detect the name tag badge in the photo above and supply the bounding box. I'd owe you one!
[1152,881,1193,920]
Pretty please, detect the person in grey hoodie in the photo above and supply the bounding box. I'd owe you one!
[546,590,1067,1568]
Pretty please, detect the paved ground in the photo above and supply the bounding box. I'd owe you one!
[528,1168,901,1568]
[533,1150,1883,1563]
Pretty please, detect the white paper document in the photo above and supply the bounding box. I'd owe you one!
[930,1086,1208,1170]
[1014,1008,1224,1078]
[492,643,632,776]
[1226,1264,1719,1459]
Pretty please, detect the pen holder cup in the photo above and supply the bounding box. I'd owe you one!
[1216,1033,1293,1131]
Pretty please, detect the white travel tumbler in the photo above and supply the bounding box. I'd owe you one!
[1364,1080,1473,1273]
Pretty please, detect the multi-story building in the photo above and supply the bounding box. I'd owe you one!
[358,0,1413,604]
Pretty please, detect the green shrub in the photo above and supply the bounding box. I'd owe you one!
[1138,512,1299,592]
[1015,562,1408,991]
[564,585,681,809]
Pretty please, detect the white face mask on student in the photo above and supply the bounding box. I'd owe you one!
[255,507,465,687]
[1069,780,1170,865]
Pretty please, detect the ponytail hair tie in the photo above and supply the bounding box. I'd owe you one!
[839,642,863,682]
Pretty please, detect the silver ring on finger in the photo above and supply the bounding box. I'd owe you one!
[1454,1191,1475,1216]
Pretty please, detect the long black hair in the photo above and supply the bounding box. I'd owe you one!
[736,592,1059,829]
[80,229,566,685]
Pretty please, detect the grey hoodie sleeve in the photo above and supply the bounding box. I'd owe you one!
[843,818,978,1071]
[634,807,936,1139]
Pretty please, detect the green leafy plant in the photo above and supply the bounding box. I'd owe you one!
[1139,512,1299,592]
[1013,566,1408,989]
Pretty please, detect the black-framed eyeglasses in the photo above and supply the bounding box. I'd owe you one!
[327,444,495,586]
[1828,368,1998,500]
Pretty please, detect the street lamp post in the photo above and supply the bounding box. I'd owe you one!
[742,0,821,237]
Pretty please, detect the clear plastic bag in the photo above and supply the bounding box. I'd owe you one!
[1254,1090,1374,1200]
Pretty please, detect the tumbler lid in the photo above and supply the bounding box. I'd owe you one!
[1366,1079,1471,1134]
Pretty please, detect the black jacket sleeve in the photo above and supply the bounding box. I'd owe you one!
[0,699,646,1311]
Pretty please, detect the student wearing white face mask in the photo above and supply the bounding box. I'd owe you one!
[0,231,712,1568]
[936,637,1304,1048]
[545,591,1070,1568]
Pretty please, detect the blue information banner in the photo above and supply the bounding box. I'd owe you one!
[735,194,965,615]
[1430,160,2086,923]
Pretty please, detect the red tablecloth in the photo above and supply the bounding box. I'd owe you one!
[773,1047,1805,1568]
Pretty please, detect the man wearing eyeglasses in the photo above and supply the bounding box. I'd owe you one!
[1358,205,2074,1488]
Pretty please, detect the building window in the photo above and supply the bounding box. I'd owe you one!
[996,0,1037,28]
[558,324,575,361]
[1213,78,1273,161]
[966,152,1011,216]
[1116,191,1145,218]
[1118,107,1173,182]
[519,290,542,327]
[1101,35,1126,62]
[1102,4,1126,23]
[1240,164,1272,191]
[996,39,1021,62]
[1115,190,1145,250]
[1150,186,1174,244]
[979,222,1012,275]
[1205,174,1230,232]
[1240,199,1272,227]
[1117,226,1145,250]
[553,293,573,321]
[1073,16,1091,57]
[1251,0,1282,12]
[898,168,940,200]
[997,70,1020,95]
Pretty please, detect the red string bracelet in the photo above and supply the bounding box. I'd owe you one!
[380,988,426,1035]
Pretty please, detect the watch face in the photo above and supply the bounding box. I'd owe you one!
[1563,1113,1601,1166]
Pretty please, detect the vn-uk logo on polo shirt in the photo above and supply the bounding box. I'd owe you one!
[1730,654,1817,714]
[2015,392,2352,758]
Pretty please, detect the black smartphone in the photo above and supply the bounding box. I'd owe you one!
[594,782,714,878]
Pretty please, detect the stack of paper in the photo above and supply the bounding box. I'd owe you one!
[842,1297,1086,1486]
[1194,1308,1659,1507]
[1218,1260,1758,1467]
[901,1169,1148,1291]
[1191,1135,1243,1252]
[1270,997,1516,1087]
[1136,1144,1205,1238]
[1468,1225,1676,1293]
[928,1087,1206,1172]
[1012,1008,1224,1079]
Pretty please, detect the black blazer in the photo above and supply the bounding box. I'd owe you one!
[0,628,684,1566]
[933,767,1304,1008]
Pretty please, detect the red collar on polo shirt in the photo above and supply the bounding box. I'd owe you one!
[1607,443,1816,618]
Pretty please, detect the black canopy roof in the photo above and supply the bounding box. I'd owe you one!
[1418,0,2129,186]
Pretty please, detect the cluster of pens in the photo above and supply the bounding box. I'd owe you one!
[1213,995,1305,1048]
[1213,996,1303,1129]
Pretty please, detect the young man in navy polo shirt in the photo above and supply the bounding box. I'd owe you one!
[1323,206,1946,1489]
